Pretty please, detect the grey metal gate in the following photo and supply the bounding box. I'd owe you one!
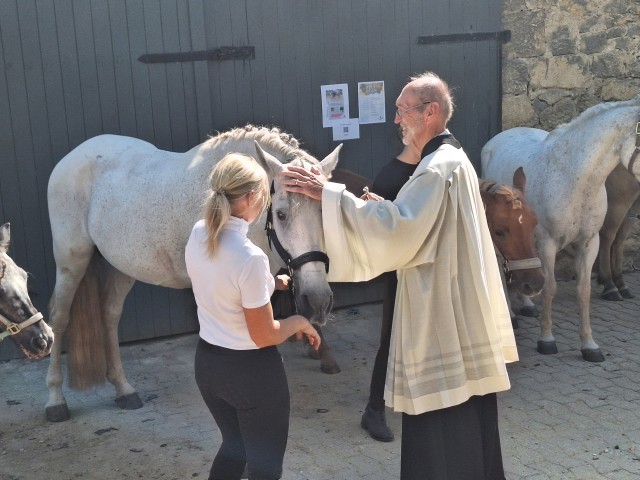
[0,0,505,359]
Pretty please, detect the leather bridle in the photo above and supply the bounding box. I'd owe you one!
[264,182,330,300]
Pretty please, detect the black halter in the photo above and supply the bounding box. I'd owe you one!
[264,182,330,279]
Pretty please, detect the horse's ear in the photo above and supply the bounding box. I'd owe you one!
[319,144,342,177]
[513,166,526,194]
[254,141,284,178]
[0,223,10,253]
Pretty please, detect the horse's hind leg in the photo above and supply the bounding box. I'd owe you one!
[611,217,634,299]
[46,250,94,422]
[101,265,141,409]
[598,215,625,301]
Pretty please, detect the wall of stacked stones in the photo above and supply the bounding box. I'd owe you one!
[501,0,640,278]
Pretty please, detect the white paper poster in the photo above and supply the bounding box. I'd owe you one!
[357,81,386,124]
[321,83,349,128]
[332,119,360,141]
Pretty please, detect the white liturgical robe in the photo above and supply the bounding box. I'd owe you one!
[322,141,518,415]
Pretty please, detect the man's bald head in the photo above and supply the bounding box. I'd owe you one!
[407,72,455,125]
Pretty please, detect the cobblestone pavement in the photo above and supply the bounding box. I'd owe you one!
[2,272,640,479]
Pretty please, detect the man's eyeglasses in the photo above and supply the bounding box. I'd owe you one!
[395,101,432,118]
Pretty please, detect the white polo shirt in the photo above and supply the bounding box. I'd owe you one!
[185,217,275,350]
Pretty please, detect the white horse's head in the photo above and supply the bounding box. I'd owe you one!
[0,223,53,359]
[253,141,341,325]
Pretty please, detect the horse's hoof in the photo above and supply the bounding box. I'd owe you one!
[600,289,623,301]
[519,305,539,318]
[537,340,558,355]
[320,363,341,374]
[581,348,605,363]
[510,316,519,329]
[619,288,634,299]
[46,404,70,422]
[115,392,143,410]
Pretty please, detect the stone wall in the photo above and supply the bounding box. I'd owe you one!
[502,0,640,130]
[501,0,640,278]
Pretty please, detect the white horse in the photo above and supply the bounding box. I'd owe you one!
[45,125,341,422]
[0,222,53,359]
[481,98,640,362]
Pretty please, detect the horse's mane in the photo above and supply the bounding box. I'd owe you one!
[204,124,317,164]
[547,97,640,142]
[479,179,524,209]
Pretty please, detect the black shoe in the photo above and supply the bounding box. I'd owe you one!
[361,406,394,442]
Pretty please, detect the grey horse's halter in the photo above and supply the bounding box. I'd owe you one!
[0,312,44,341]
[626,122,640,176]
[0,261,44,341]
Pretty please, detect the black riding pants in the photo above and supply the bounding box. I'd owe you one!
[195,339,290,480]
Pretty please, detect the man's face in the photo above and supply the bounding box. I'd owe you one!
[394,91,425,146]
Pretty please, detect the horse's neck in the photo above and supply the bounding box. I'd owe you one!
[544,104,639,188]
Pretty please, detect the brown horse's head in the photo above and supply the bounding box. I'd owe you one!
[480,167,545,297]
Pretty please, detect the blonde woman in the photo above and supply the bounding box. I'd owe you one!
[185,153,320,480]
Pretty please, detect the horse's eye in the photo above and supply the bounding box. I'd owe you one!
[494,230,507,238]
[276,210,286,221]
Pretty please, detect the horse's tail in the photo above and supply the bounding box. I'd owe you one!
[67,251,107,390]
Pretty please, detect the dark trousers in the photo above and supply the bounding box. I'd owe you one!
[195,339,290,480]
[368,271,397,411]
[401,393,505,480]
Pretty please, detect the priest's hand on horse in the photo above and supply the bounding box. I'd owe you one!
[281,166,326,201]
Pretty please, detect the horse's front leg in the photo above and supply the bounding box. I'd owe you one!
[307,325,340,374]
[537,238,559,355]
[575,238,604,362]
[46,271,86,422]
[101,268,142,408]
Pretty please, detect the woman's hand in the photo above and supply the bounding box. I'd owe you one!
[274,274,290,291]
[295,321,321,351]
[281,166,326,201]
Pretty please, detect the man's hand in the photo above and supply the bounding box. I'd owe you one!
[280,166,326,201]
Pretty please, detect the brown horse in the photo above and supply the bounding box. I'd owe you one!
[597,164,640,300]
[302,167,543,374]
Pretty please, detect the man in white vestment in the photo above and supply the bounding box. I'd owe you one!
[283,72,518,480]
